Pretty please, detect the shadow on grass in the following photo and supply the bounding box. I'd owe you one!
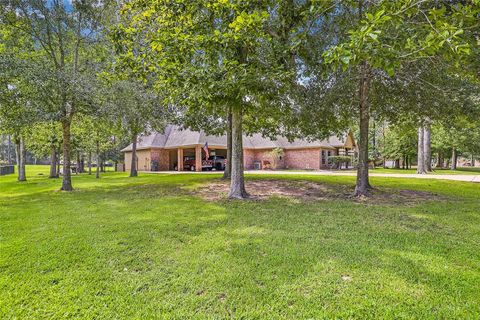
[1,171,480,318]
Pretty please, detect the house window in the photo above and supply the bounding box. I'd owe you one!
[321,150,326,165]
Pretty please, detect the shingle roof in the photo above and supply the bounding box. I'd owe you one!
[121,125,353,152]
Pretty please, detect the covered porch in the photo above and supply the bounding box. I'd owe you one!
[167,145,227,172]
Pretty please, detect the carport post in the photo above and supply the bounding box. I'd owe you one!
[195,145,202,172]
[177,148,184,171]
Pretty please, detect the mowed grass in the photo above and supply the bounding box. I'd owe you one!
[362,167,480,175]
[1,166,480,319]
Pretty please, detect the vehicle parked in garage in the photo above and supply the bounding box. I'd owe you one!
[183,156,213,171]
[183,155,225,171]
[211,155,226,170]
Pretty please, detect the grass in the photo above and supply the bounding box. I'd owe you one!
[357,167,480,175]
[1,166,480,319]
[283,167,480,175]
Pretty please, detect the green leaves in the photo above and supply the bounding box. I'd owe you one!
[323,1,478,77]
[113,0,301,137]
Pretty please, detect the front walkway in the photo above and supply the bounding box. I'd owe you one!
[143,170,480,183]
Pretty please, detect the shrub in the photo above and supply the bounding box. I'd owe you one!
[328,156,352,169]
[268,147,284,169]
[328,156,352,165]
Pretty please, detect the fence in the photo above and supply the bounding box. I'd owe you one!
[0,165,15,176]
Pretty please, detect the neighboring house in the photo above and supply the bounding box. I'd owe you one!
[121,125,356,172]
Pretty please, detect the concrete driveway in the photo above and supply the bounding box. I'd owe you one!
[244,170,480,183]
[145,170,480,183]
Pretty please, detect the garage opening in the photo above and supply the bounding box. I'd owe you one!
[170,148,227,171]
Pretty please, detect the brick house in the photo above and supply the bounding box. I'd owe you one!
[121,125,356,172]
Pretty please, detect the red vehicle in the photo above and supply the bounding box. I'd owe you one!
[183,156,213,171]
[183,155,226,171]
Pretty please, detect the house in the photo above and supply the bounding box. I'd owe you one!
[121,125,356,172]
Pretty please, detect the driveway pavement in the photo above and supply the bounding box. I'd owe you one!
[145,170,480,183]
[245,170,480,183]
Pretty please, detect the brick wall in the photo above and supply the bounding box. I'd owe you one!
[284,148,322,170]
[244,149,255,169]
[255,149,285,169]
[244,149,286,170]
[151,148,170,171]
[126,147,337,171]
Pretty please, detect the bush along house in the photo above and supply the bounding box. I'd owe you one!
[121,125,357,172]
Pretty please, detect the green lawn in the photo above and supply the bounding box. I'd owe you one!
[1,166,480,319]
[362,167,480,175]
[285,167,480,175]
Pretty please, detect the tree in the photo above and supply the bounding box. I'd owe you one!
[323,0,479,195]
[2,0,113,190]
[105,80,166,177]
[0,82,35,182]
[26,122,62,178]
[432,117,479,170]
[114,0,338,198]
[0,9,39,181]
[72,114,118,179]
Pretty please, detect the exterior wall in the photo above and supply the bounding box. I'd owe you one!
[124,149,152,172]
[125,148,170,172]
[244,149,286,170]
[284,148,322,170]
[255,149,285,169]
[244,149,256,170]
[344,133,355,149]
[151,148,170,171]
[124,152,131,171]
[125,146,342,171]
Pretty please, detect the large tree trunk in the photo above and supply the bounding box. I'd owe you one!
[49,145,58,178]
[95,141,100,179]
[7,135,12,164]
[17,137,27,182]
[88,151,92,175]
[417,126,427,174]
[223,106,232,179]
[354,61,372,197]
[450,147,457,170]
[101,153,106,172]
[130,133,138,177]
[80,155,84,173]
[436,152,443,168]
[15,137,20,168]
[57,147,61,177]
[423,120,432,172]
[61,120,73,191]
[394,159,400,169]
[113,136,118,172]
[76,151,81,174]
[228,105,248,199]
[96,141,100,179]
